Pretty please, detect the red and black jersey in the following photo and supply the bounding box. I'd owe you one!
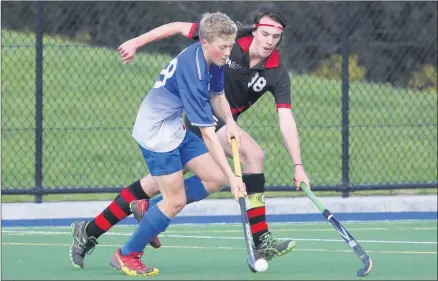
[187,23,292,120]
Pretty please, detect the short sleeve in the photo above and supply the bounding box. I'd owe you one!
[271,65,292,110]
[176,58,215,127]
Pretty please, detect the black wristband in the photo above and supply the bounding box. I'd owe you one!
[294,164,303,168]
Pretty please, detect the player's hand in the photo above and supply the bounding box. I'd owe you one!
[118,39,138,64]
[294,165,310,190]
[229,175,247,200]
[225,120,243,149]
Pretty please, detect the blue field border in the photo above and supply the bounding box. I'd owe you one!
[2,212,437,227]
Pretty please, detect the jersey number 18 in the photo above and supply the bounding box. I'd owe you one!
[248,72,267,92]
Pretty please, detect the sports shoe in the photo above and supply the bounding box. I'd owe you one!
[130,199,161,249]
[254,231,296,261]
[69,221,98,269]
[109,248,159,276]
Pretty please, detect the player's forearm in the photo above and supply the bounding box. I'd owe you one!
[132,22,192,49]
[278,109,304,165]
[200,127,235,179]
[210,94,234,124]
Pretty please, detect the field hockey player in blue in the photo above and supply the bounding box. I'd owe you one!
[86,12,245,276]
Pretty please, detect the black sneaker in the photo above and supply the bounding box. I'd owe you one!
[254,231,296,261]
[69,221,98,269]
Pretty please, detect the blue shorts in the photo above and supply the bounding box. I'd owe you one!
[139,130,208,176]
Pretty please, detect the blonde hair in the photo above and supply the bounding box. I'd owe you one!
[199,12,237,43]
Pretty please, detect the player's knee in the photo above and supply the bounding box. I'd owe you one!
[241,146,264,167]
[140,176,159,196]
[167,195,187,215]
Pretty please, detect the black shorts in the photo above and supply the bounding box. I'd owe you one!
[184,114,226,138]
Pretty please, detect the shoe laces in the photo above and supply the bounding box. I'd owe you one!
[259,231,281,248]
[84,237,98,255]
[125,252,148,270]
[74,232,98,256]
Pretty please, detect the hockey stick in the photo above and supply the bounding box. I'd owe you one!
[300,182,373,277]
[231,138,258,273]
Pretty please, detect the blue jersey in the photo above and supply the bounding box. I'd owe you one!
[132,42,225,152]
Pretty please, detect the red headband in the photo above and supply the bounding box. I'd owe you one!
[254,23,284,30]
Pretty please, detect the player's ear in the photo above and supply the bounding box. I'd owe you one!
[200,38,209,49]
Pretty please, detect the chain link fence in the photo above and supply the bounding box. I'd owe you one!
[2,2,437,202]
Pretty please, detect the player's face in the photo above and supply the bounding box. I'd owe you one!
[203,35,236,66]
[252,16,283,58]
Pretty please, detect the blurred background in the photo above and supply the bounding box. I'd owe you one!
[1,1,437,203]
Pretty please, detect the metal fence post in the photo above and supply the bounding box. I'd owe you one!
[35,1,44,203]
[341,2,351,198]
[0,2,435,198]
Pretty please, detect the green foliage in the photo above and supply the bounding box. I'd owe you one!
[2,2,436,88]
[313,54,366,82]
[409,64,438,94]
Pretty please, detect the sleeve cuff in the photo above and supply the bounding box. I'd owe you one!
[209,90,225,96]
[190,122,215,127]
[187,23,199,39]
[276,104,292,111]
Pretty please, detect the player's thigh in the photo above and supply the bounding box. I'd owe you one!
[138,144,183,177]
[138,143,186,201]
[215,125,264,164]
[185,152,227,192]
[152,170,186,218]
[153,170,185,201]
[140,167,190,196]
[179,131,227,192]
[179,130,209,167]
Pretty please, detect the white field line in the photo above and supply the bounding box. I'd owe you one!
[2,230,437,245]
[2,241,436,255]
[3,219,436,231]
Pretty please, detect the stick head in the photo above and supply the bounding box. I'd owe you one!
[357,257,373,277]
[247,260,257,273]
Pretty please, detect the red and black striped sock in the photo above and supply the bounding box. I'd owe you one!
[243,173,268,247]
[248,205,268,246]
[85,180,149,239]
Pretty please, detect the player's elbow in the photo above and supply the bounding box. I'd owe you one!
[171,22,195,37]
[200,126,216,142]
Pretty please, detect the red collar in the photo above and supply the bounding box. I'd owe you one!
[237,36,280,69]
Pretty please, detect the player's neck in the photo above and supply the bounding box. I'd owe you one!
[201,47,214,67]
[248,42,263,68]
[204,59,213,66]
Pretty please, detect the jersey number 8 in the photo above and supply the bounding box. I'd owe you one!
[154,58,178,88]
